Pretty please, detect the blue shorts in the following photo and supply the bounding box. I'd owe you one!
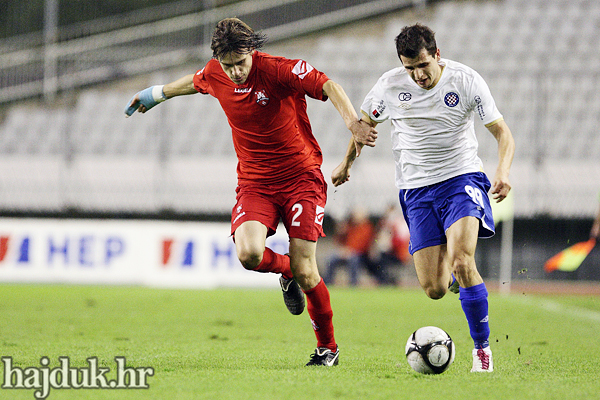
[399,172,495,255]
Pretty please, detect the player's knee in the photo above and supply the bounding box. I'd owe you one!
[420,278,447,299]
[291,265,320,291]
[451,254,476,280]
[237,247,262,270]
[424,285,447,300]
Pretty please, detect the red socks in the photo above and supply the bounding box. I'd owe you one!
[304,279,336,351]
[253,248,293,280]
[254,252,336,351]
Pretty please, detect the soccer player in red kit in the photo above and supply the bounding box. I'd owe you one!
[125,18,377,366]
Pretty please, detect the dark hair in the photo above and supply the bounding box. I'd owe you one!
[395,23,437,60]
[211,18,268,60]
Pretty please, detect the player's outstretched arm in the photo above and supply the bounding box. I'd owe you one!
[331,116,376,187]
[323,80,377,156]
[331,137,359,187]
[487,119,515,203]
[124,74,197,117]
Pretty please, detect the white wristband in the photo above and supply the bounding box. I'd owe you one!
[151,85,167,103]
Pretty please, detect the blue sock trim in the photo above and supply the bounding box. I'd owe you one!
[458,282,488,301]
[475,341,490,350]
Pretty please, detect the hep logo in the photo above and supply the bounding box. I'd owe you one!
[0,236,30,264]
[161,239,194,268]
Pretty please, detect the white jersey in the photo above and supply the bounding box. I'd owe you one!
[361,58,503,189]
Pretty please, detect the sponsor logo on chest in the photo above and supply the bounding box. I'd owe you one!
[232,87,270,106]
[397,92,412,110]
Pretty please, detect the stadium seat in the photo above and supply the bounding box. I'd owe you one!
[0,0,598,217]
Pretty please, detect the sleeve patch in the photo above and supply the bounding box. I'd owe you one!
[292,60,314,79]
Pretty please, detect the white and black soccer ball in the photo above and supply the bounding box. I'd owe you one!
[405,326,455,374]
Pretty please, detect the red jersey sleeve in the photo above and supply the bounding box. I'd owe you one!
[276,58,330,102]
[192,62,218,96]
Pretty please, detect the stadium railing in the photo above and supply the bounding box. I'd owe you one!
[0,0,417,104]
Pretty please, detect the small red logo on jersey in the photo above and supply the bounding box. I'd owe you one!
[255,90,269,106]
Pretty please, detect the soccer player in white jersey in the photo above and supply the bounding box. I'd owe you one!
[332,23,515,372]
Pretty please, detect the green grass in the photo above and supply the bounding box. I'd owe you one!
[0,284,599,400]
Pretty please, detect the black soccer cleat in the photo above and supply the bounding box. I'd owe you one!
[448,279,460,294]
[279,276,305,315]
[306,346,340,367]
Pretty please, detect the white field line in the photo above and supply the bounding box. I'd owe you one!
[511,297,600,323]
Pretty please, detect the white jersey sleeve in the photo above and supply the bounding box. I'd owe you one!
[465,69,503,126]
[360,69,399,123]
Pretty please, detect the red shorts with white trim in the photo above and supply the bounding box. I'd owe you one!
[231,168,327,242]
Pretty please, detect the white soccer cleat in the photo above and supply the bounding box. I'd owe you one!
[471,347,494,372]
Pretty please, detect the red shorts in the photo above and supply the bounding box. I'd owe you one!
[231,168,327,241]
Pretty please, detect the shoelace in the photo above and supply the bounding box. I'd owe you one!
[476,349,490,370]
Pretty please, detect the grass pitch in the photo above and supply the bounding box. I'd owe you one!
[0,284,599,400]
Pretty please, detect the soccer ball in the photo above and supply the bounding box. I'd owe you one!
[405,326,455,374]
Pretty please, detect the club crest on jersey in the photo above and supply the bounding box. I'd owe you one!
[444,92,460,107]
[255,90,269,106]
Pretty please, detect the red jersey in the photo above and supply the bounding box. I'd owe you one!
[193,51,329,184]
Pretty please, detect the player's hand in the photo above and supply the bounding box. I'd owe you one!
[331,162,351,187]
[124,85,166,117]
[350,120,377,156]
[491,173,511,202]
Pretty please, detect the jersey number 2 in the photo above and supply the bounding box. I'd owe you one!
[291,204,303,227]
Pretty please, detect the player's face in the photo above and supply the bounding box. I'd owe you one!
[218,50,254,85]
[400,48,442,90]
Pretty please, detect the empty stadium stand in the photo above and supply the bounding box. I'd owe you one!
[0,0,598,218]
